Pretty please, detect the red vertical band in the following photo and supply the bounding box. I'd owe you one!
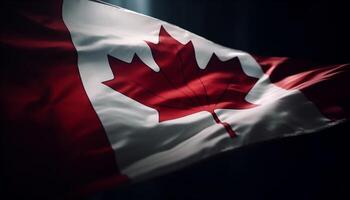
[1,1,127,199]
[254,55,350,120]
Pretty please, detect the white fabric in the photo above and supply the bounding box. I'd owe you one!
[62,0,330,180]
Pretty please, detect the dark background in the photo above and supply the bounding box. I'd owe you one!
[105,0,349,63]
[1,0,348,199]
[91,0,350,200]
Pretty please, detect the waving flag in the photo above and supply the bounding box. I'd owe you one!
[1,0,349,198]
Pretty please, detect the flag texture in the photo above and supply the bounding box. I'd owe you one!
[1,0,349,198]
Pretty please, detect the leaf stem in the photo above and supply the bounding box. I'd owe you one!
[211,112,237,138]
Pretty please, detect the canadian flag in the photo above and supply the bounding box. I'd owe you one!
[1,0,349,198]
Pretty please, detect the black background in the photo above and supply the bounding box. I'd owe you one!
[91,0,350,200]
[1,0,349,199]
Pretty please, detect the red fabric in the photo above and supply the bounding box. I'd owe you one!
[1,1,349,198]
[1,1,127,199]
[254,56,350,120]
[104,26,258,137]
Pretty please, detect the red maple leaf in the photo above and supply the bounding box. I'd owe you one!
[103,26,258,137]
